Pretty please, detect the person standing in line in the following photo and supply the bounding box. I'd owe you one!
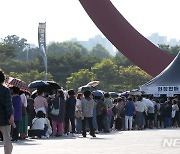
[124,97,135,131]
[164,101,172,128]
[135,96,147,130]
[104,93,113,130]
[64,89,76,136]
[50,90,66,137]
[34,90,48,115]
[75,93,83,133]
[19,91,28,139]
[96,97,106,132]
[0,70,14,154]
[11,86,22,142]
[27,93,36,129]
[81,90,96,137]
[172,99,179,128]
[115,97,125,131]
[174,95,180,127]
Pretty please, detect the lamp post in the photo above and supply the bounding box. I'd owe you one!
[26,44,30,73]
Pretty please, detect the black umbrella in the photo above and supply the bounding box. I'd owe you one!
[92,90,104,97]
[47,81,61,90]
[78,85,96,93]
[28,80,49,89]
[109,92,119,98]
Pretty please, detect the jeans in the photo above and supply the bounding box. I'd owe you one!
[164,117,172,128]
[75,119,82,132]
[103,114,110,131]
[125,116,133,130]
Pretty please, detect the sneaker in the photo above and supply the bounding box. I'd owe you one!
[90,133,96,137]
[63,133,68,137]
[41,136,47,139]
[50,134,56,138]
[11,138,18,142]
[91,134,96,137]
[82,135,86,137]
[56,134,60,137]
[71,133,76,137]
[82,133,86,137]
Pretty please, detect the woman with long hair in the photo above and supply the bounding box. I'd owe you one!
[49,90,66,137]
[75,93,83,133]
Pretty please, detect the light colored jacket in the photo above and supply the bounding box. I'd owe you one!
[135,101,147,112]
[81,98,95,117]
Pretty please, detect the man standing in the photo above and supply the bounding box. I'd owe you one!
[124,97,135,130]
[0,70,14,154]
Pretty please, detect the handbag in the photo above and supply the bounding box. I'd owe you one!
[50,98,60,116]
[75,110,83,119]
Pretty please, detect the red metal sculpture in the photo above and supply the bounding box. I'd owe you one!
[79,0,173,77]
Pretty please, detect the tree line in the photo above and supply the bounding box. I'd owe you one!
[0,35,179,92]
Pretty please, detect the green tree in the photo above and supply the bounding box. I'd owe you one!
[47,50,100,87]
[90,44,111,59]
[158,44,180,57]
[66,69,96,91]
[8,70,53,83]
[17,47,41,61]
[91,59,119,91]
[47,41,88,55]
[1,35,28,58]
[113,52,132,69]
[119,66,152,91]
[0,44,16,60]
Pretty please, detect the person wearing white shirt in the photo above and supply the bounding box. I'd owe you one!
[142,97,155,129]
[135,96,147,130]
[19,92,28,139]
[29,111,48,138]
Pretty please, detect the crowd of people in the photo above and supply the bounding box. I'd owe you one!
[1,70,180,154]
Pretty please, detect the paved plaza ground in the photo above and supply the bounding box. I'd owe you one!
[0,128,180,154]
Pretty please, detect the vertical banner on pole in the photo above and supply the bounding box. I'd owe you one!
[38,22,46,51]
[38,22,48,80]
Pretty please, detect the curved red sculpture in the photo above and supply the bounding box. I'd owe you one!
[79,0,173,77]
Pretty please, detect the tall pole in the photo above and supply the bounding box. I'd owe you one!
[38,22,48,81]
[26,45,30,73]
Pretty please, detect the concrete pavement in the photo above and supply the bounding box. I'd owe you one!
[0,128,180,154]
